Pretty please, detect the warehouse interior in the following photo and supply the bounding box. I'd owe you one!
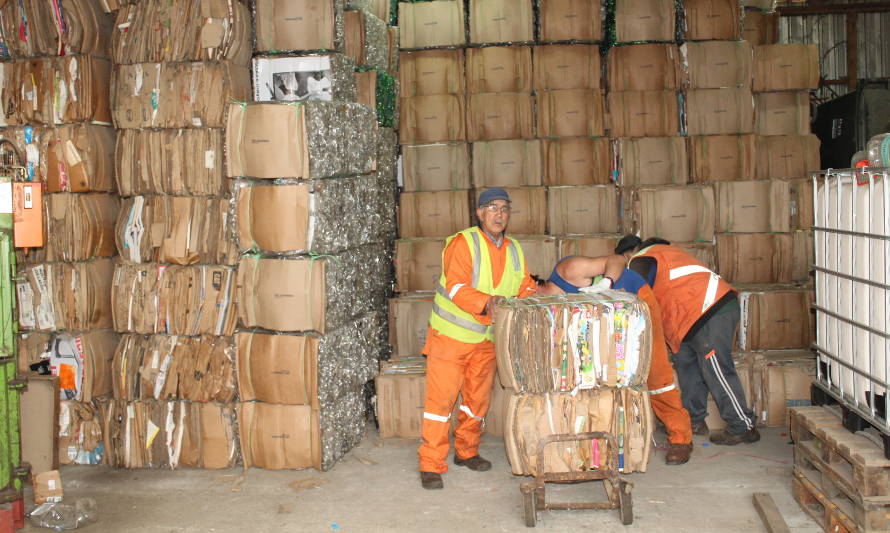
[2,0,890,531]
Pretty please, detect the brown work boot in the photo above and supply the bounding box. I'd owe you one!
[710,427,761,446]
[420,471,443,490]
[691,421,709,436]
[665,443,693,465]
[453,454,492,471]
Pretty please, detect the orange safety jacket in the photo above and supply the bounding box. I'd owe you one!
[637,244,733,353]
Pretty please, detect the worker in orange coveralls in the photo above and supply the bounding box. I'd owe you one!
[536,255,694,465]
[418,187,537,490]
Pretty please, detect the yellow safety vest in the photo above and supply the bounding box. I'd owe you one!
[428,227,526,344]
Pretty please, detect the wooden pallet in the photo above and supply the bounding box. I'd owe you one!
[790,406,890,499]
[793,470,858,533]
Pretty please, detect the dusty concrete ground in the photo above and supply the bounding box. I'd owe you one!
[21,426,820,533]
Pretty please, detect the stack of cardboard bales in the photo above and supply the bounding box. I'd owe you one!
[231,0,395,471]
[5,1,118,468]
[99,0,252,469]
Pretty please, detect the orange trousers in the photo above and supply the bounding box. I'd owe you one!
[640,285,693,445]
[418,330,497,474]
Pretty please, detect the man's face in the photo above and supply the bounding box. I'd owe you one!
[476,199,511,235]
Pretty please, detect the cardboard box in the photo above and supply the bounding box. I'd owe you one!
[44,124,116,193]
[239,402,321,470]
[468,0,534,44]
[754,91,811,136]
[401,143,471,192]
[466,46,533,93]
[744,0,775,10]
[685,88,755,135]
[236,256,327,333]
[236,331,318,405]
[33,470,62,504]
[537,89,605,138]
[738,285,815,351]
[17,55,112,126]
[513,235,559,279]
[689,134,756,182]
[790,179,814,230]
[39,193,117,262]
[543,137,611,186]
[473,187,547,234]
[4,0,110,59]
[753,44,819,92]
[57,400,103,466]
[613,137,688,186]
[472,140,543,188]
[715,180,791,233]
[792,230,814,283]
[254,0,342,52]
[370,0,391,25]
[466,92,535,141]
[375,373,425,438]
[399,0,465,49]
[607,44,682,91]
[682,40,753,89]
[399,49,465,97]
[754,134,820,180]
[389,295,434,359]
[607,90,679,138]
[538,0,603,42]
[532,44,601,90]
[548,186,619,235]
[395,238,445,292]
[21,376,59,476]
[399,190,471,238]
[355,69,377,111]
[18,261,115,333]
[556,234,622,257]
[624,186,715,242]
[614,0,675,43]
[758,352,815,427]
[715,233,794,284]
[742,10,779,46]
[677,242,718,271]
[400,94,467,143]
[683,0,741,41]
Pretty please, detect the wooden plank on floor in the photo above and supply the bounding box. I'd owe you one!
[753,492,791,533]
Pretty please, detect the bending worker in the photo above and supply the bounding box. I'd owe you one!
[536,254,694,465]
[616,235,759,445]
[418,187,537,490]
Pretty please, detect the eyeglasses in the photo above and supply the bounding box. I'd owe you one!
[480,204,512,214]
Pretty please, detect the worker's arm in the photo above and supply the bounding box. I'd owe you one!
[441,234,491,317]
[602,254,626,284]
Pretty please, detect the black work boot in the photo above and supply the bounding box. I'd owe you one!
[691,421,709,436]
[453,455,492,471]
[665,443,693,465]
[420,471,443,490]
[710,427,761,446]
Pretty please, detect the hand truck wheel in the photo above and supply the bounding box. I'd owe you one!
[618,480,633,525]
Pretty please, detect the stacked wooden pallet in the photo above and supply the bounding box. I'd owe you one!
[790,406,890,533]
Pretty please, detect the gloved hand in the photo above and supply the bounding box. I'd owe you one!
[485,295,505,316]
[593,276,614,290]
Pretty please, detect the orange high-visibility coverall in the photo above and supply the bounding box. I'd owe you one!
[418,232,537,474]
[638,284,693,445]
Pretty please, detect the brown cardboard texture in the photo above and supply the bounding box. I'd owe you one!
[742,10,778,46]
[21,376,59,476]
[676,242,717,271]
[607,44,681,91]
[355,70,377,111]
[543,137,610,186]
[254,0,341,52]
[389,295,434,359]
[754,134,820,180]
[472,140,543,188]
[398,190,471,238]
[474,187,547,235]
[532,44,601,91]
[395,238,445,292]
[614,0,675,43]
[715,180,791,233]
[753,44,819,92]
[466,92,535,141]
[45,124,116,193]
[790,179,814,230]
[607,91,679,138]
[760,352,815,427]
[34,470,63,504]
[557,234,622,257]
[236,183,313,253]
[237,256,326,333]
[689,134,756,182]
[792,230,813,283]
[548,186,618,235]
[239,402,321,470]
[716,233,794,284]
[398,0,465,49]
[614,137,689,186]
[513,235,559,279]
[400,94,467,143]
[466,46,533,93]
[754,91,810,136]
[625,186,716,243]
[685,88,754,136]
[538,0,603,42]
[682,41,752,89]
[469,0,534,44]
[401,143,471,192]
[537,90,605,138]
[399,49,465,96]
[740,286,815,351]
[236,332,319,405]
[683,0,741,41]
[376,373,425,438]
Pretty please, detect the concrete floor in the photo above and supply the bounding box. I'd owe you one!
[22,427,820,533]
